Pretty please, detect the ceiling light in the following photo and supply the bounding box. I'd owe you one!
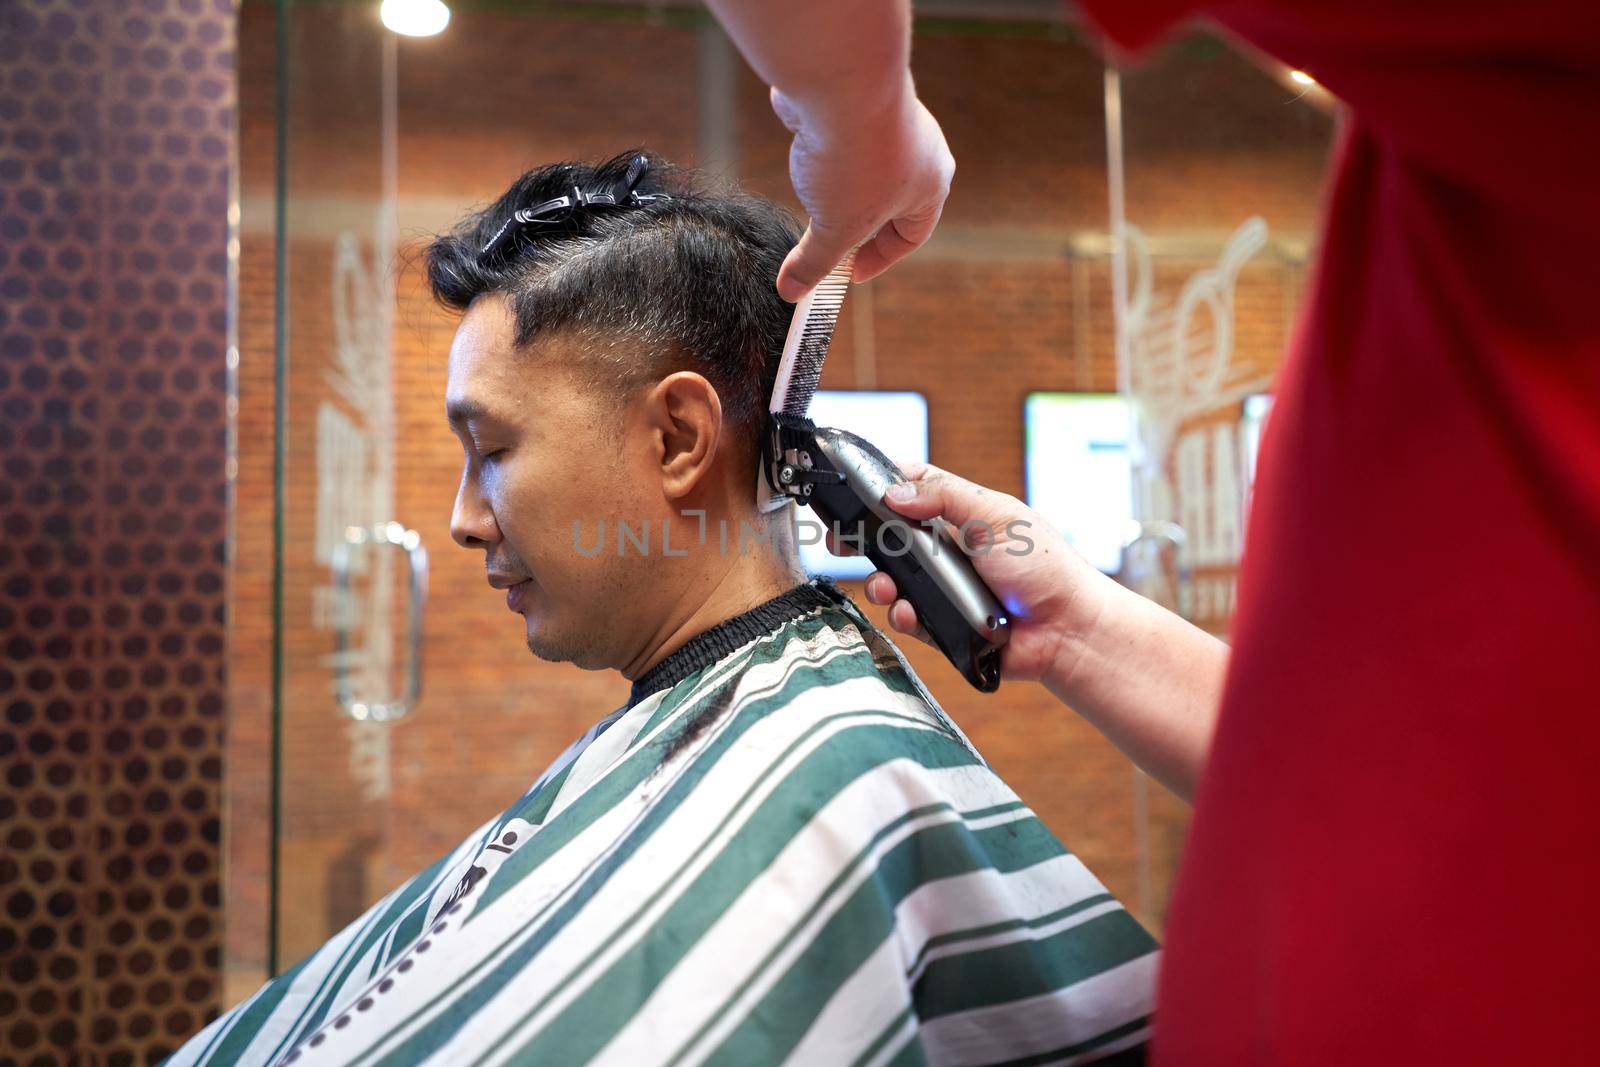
[380,0,450,37]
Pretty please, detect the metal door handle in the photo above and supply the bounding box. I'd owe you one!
[330,522,428,722]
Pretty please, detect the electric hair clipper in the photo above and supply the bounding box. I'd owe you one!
[758,252,1010,691]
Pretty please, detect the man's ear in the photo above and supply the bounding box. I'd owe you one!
[643,371,723,501]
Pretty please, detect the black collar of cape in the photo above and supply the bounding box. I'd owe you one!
[627,576,848,708]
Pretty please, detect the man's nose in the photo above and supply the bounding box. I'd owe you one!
[450,474,501,550]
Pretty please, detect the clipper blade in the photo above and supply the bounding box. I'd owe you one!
[758,250,856,511]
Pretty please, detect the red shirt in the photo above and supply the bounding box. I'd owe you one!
[1077,1,1600,1061]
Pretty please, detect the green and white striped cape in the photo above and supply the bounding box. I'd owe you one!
[170,580,1157,1066]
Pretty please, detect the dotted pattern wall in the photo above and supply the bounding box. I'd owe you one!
[0,0,235,1060]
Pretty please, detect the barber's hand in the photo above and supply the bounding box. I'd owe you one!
[828,462,1120,686]
[770,77,954,301]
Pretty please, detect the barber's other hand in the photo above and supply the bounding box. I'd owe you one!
[829,462,1119,688]
[769,77,953,301]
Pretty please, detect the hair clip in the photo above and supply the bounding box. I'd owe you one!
[479,154,673,257]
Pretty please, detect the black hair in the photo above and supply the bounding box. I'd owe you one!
[425,150,800,445]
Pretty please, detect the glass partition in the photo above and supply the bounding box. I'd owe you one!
[269,0,412,973]
[1104,29,1335,923]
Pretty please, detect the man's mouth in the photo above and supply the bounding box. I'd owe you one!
[506,579,533,613]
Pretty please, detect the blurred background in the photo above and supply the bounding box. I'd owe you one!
[0,0,1334,1060]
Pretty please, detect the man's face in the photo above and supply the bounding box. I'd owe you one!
[445,295,675,671]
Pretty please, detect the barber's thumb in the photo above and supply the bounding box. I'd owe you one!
[769,86,805,134]
[777,225,853,302]
[882,464,991,527]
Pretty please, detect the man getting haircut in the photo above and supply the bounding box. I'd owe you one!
[169,151,1157,1067]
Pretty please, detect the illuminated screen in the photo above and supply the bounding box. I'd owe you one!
[1023,393,1136,574]
[797,391,929,580]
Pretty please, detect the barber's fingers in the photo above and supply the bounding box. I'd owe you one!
[866,576,932,645]
[887,598,933,646]
[828,538,924,640]
[853,203,944,284]
[819,525,930,648]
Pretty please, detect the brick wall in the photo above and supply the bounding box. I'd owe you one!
[227,1,1333,992]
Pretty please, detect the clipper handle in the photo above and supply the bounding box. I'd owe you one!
[857,510,1006,692]
[766,415,1009,692]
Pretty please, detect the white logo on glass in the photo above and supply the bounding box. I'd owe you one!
[1123,217,1275,625]
[315,232,396,800]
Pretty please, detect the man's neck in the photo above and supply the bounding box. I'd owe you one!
[620,529,808,683]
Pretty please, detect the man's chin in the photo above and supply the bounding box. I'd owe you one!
[523,620,609,671]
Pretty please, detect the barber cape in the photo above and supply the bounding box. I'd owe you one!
[170,579,1157,1067]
